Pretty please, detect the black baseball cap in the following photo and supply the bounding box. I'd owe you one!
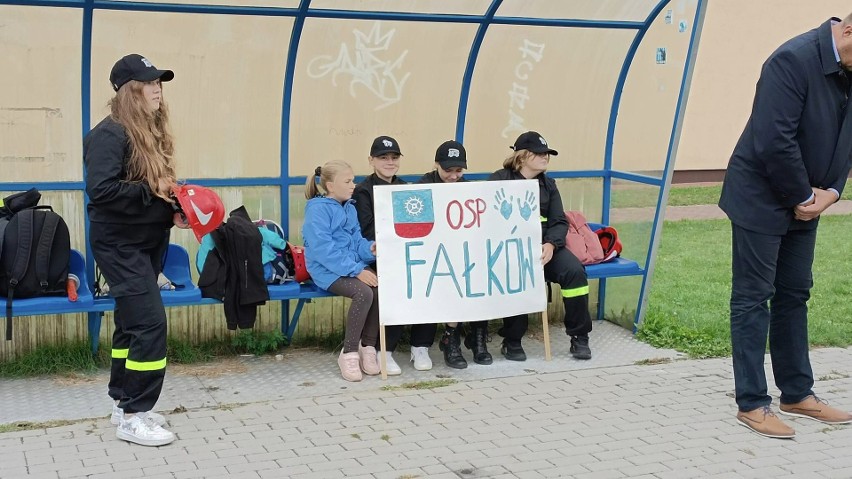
[109,54,174,92]
[435,140,467,169]
[511,131,559,156]
[370,136,403,157]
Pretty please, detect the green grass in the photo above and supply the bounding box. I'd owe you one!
[290,329,346,352]
[0,419,78,433]
[667,184,723,206]
[380,378,458,391]
[611,184,722,209]
[611,179,851,209]
[0,342,109,378]
[167,337,233,364]
[3,336,242,376]
[638,215,852,357]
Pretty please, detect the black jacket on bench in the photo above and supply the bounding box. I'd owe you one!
[199,206,268,330]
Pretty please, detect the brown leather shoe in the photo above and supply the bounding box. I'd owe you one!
[736,406,795,439]
[779,395,852,424]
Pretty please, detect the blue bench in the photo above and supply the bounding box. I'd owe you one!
[1,244,330,354]
[4,225,643,354]
[0,249,95,317]
[553,223,644,321]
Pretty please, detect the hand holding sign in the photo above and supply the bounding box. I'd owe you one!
[541,242,555,266]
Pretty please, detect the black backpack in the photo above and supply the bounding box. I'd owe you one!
[0,190,71,340]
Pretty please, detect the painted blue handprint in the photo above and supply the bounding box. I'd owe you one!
[493,188,514,220]
[517,190,537,221]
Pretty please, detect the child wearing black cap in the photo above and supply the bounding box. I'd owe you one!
[85,53,186,446]
[416,140,492,369]
[488,131,593,361]
[352,136,436,374]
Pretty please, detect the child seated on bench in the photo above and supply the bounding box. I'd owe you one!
[489,131,593,361]
[302,160,380,382]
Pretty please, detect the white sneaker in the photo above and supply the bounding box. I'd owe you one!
[116,412,175,446]
[111,403,166,426]
[410,346,433,371]
[380,351,402,376]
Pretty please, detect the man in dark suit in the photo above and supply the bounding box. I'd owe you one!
[719,14,852,439]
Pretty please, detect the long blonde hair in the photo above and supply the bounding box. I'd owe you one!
[502,149,534,171]
[305,160,353,199]
[109,80,175,202]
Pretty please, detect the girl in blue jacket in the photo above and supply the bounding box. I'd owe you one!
[303,160,379,382]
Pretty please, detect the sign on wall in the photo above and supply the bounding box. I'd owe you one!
[374,180,546,326]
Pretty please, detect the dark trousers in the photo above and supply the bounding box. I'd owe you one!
[383,323,438,351]
[500,248,591,341]
[91,223,170,415]
[730,223,816,412]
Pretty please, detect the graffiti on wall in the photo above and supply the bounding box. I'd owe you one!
[501,39,545,138]
[307,22,411,111]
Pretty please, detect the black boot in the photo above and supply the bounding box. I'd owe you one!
[439,327,467,369]
[464,325,493,365]
[500,339,526,361]
[570,335,592,360]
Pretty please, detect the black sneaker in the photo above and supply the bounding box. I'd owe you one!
[500,340,526,361]
[439,329,468,369]
[570,336,592,360]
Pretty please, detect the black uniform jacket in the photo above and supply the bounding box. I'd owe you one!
[84,116,174,226]
[719,18,852,235]
[352,173,407,242]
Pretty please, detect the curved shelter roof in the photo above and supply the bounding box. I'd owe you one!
[0,0,707,329]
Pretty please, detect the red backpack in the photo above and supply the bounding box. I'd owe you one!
[564,211,605,265]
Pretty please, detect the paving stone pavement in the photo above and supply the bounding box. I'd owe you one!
[2,321,851,479]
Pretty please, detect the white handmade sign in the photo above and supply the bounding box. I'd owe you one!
[374,180,546,326]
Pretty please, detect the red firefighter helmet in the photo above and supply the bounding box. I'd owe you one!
[595,226,623,262]
[173,184,225,242]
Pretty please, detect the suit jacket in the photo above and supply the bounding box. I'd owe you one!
[719,18,852,235]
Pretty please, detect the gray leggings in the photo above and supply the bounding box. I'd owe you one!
[327,276,380,353]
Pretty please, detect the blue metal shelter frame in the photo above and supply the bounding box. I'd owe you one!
[0,0,707,333]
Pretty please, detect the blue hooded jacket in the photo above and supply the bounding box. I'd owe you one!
[302,196,376,290]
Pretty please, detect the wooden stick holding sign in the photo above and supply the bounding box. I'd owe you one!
[541,311,552,361]
[379,324,387,380]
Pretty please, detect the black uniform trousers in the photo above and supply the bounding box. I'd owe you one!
[730,223,816,412]
[91,222,170,414]
[383,323,437,351]
[499,247,592,341]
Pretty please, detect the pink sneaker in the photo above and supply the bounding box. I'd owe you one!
[338,350,363,382]
[358,343,381,376]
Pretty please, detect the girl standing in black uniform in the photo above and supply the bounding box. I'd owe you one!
[85,54,187,446]
[488,131,593,361]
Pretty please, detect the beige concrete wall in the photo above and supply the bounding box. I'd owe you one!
[678,1,851,171]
